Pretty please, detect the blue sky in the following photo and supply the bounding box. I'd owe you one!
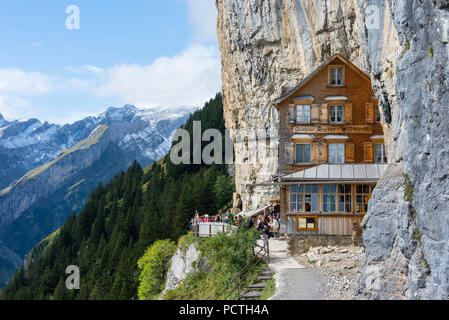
[0,0,220,124]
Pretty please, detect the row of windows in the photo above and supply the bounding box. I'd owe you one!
[295,104,381,124]
[289,184,374,214]
[294,143,387,164]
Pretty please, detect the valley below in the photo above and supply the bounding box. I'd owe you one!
[0,105,193,287]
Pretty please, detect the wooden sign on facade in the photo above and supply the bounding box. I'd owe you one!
[294,125,373,134]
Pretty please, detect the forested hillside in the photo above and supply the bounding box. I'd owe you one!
[0,93,235,300]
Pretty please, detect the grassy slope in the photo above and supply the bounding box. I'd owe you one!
[160,229,265,300]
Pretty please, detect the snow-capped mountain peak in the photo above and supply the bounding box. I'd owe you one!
[0,104,193,190]
[0,113,9,128]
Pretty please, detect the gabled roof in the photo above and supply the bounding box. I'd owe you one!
[275,54,371,105]
[280,163,388,182]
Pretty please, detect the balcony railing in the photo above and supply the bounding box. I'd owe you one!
[191,221,236,237]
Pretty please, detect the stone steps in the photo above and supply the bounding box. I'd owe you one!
[240,268,273,300]
[259,269,272,276]
[240,290,262,300]
[245,282,266,289]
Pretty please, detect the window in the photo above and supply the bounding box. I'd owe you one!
[323,184,337,213]
[296,105,311,123]
[295,144,311,164]
[329,143,345,163]
[330,67,344,86]
[288,104,295,123]
[375,105,381,123]
[338,184,352,213]
[323,184,352,213]
[296,216,318,231]
[289,185,301,212]
[356,184,373,213]
[374,143,387,163]
[289,184,319,212]
[329,105,344,123]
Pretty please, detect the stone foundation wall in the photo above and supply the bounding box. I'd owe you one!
[288,234,354,256]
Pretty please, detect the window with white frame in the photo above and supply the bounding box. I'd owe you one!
[296,105,311,123]
[329,143,345,163]
[329,105,344,123]
[295,144,311,164]
[374,143,387,163]
[330,67,344,86]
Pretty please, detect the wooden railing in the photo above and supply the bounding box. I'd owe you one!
[215,234,270,300]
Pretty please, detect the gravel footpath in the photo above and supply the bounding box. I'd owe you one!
[268,239,325,300]
[294,245,366,300]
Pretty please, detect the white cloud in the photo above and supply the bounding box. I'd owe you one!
[186,0,218,43]
[0,68,54,95]
[0,1,221,123]
[65,65,104,75]
[0,95,32,120]
[94,45,221,108]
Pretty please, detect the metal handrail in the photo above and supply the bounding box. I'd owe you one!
[215,235,269,300]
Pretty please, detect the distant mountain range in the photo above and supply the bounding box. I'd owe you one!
[0,105,194,287]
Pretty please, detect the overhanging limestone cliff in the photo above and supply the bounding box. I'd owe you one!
[216,0,449,299]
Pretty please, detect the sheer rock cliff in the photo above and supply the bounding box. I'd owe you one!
[216,0,449,299]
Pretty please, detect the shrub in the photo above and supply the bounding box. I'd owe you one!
[137,239,177,300]
[403,173,414,202]
[401,39,410,59]
[163,228,260,300]
[428,46,434,59]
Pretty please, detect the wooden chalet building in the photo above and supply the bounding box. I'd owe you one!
[275,54,387,236]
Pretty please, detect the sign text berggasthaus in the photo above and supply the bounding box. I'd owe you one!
[294,125,373,134]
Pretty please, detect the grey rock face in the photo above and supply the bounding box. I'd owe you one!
[217,0,449,299]
[162,243,209,295]
[163,243,199,292]
[360,0,449,300]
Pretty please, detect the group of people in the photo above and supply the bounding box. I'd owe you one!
[247,207,280,239]
[193,209,243,226]
[190,206,281,239]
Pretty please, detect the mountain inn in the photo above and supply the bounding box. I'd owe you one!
[274,54,387,236]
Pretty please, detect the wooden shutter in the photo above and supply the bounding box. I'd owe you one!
[285,142,294,164]
[345,142,355,163]
[344,103,353,124]
[319,143,328,163]
[311,144,319,164]
[365,103,375,124]
[364,142,374,163]
[311,104,320,123]
[312,143,328,164]
[288,104,296,123]
[320,104,328,124]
